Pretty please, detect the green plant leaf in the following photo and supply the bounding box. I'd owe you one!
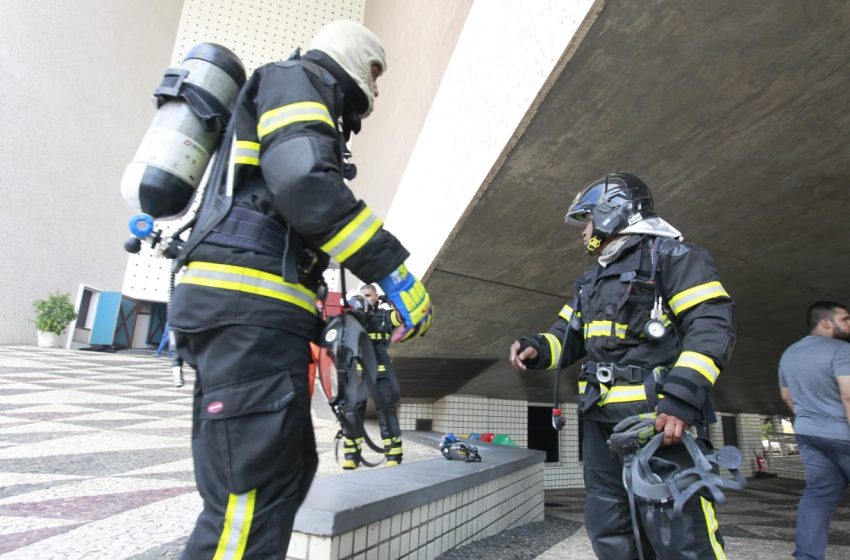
[33,291,78,335]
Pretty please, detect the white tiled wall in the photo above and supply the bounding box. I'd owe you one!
[288,463,545,560]
[401,396,585,489]
[542,403,584,489]
[737,413,763,477]
[398,402,435,431]
[432,395,528,447]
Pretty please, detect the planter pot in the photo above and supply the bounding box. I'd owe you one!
[37,331,64,348]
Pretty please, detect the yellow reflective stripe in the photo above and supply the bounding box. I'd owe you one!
[675,350,721,384]
[599,385,647,406]
[669,281,729,315]
[181,262,317,314]
[540,333,562,370]
[369,332,389,340]
[700,497,726,559]
[559,304,580,321]
[578,380,587,394]
[234,140,260,166]
[583,320,627,339]
[257,101,334,139]
[391,311,402,327]
[213,490,256,560]
[319,206,383,263]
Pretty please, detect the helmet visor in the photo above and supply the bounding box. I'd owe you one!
[565,182,606,225]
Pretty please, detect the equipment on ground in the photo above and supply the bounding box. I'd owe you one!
[440,433,482,462]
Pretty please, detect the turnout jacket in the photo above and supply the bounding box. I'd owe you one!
[171,52,408,340]
[519,235,735,424]
[366,305,401,347]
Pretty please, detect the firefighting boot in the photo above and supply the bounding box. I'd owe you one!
[342,436,363,470]
[384,436,403,466]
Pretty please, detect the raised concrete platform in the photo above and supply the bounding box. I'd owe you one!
[289,435,545,559]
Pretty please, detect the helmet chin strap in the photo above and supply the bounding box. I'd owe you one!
[585,234,604,254]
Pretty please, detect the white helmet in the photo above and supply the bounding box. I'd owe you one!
[310,20,386,118]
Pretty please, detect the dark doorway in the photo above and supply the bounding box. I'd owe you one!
[528,406,559,463]
[721,415,739,448]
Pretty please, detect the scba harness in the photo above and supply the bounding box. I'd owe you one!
[319,293,401,468]
[608,414,747,560]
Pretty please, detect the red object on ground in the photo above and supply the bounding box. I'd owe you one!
[480,433,495,443]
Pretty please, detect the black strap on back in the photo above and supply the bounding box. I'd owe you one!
[154,68,232,133]
[204,206,287,258]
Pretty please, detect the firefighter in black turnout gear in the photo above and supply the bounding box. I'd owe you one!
[341,283,404,469]
[169,21,433,559]
[509,173,735,559]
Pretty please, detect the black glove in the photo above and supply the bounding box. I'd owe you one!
[607,413,657,455]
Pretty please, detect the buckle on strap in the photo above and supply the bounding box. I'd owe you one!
[582,362,652,384]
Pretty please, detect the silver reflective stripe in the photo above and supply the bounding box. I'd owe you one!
[216,491,255,560]
[675,351,721,384]
[257,101,334,138]
[541,333,562,369]
[321,208,382,263]
[669,281,729,315]
[234,141,259,165]
[182,262,317,314]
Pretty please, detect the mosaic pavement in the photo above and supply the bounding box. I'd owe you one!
[2,346,850,559]
[0,346,433,559]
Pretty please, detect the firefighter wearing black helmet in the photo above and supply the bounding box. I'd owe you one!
[509,173,736,559]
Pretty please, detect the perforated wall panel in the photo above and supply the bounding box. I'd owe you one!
[122,0,365,301]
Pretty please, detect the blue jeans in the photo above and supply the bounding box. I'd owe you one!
[795,433,850,559]
[155,323,171,357]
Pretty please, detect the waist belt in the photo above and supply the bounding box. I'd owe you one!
[582,362,656,384]
[205,206,286,258]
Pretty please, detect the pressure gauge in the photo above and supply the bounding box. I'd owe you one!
[644,318,667,340]
[644,296,668,340]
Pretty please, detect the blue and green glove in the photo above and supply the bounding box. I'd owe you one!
[378,264,433,342]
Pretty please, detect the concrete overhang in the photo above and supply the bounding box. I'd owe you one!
[391,0,850,415]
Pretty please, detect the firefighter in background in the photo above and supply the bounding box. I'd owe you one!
[509,173,735,559]
[169,21,433,559]
[341,283,404,469]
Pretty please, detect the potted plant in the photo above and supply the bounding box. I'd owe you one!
[33,291,77,348]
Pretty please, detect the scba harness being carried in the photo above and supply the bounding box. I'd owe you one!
[608,414,747,560]
[318,293,402,468]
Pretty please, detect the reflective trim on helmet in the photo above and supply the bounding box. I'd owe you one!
[233,140,260,166]
[675,351,721,384]
[319,206,383,263]
[540,333,562,370]
[558,303,579,321]
[583,320,628,340]
[669,281,730,315]
[213,490,256,560]
[700,497,726,559]
[257,101,334,139]
[181,262,317,314]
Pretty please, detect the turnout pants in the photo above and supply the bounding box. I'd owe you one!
[583,417,726,560]
[175,325,318,559]
[343,372,401,440]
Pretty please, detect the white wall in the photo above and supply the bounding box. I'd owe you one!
[121,0,366,301]
[383,0,598,278]
[0,0,183,344]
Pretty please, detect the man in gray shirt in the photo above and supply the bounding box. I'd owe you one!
[779,301,850,560]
